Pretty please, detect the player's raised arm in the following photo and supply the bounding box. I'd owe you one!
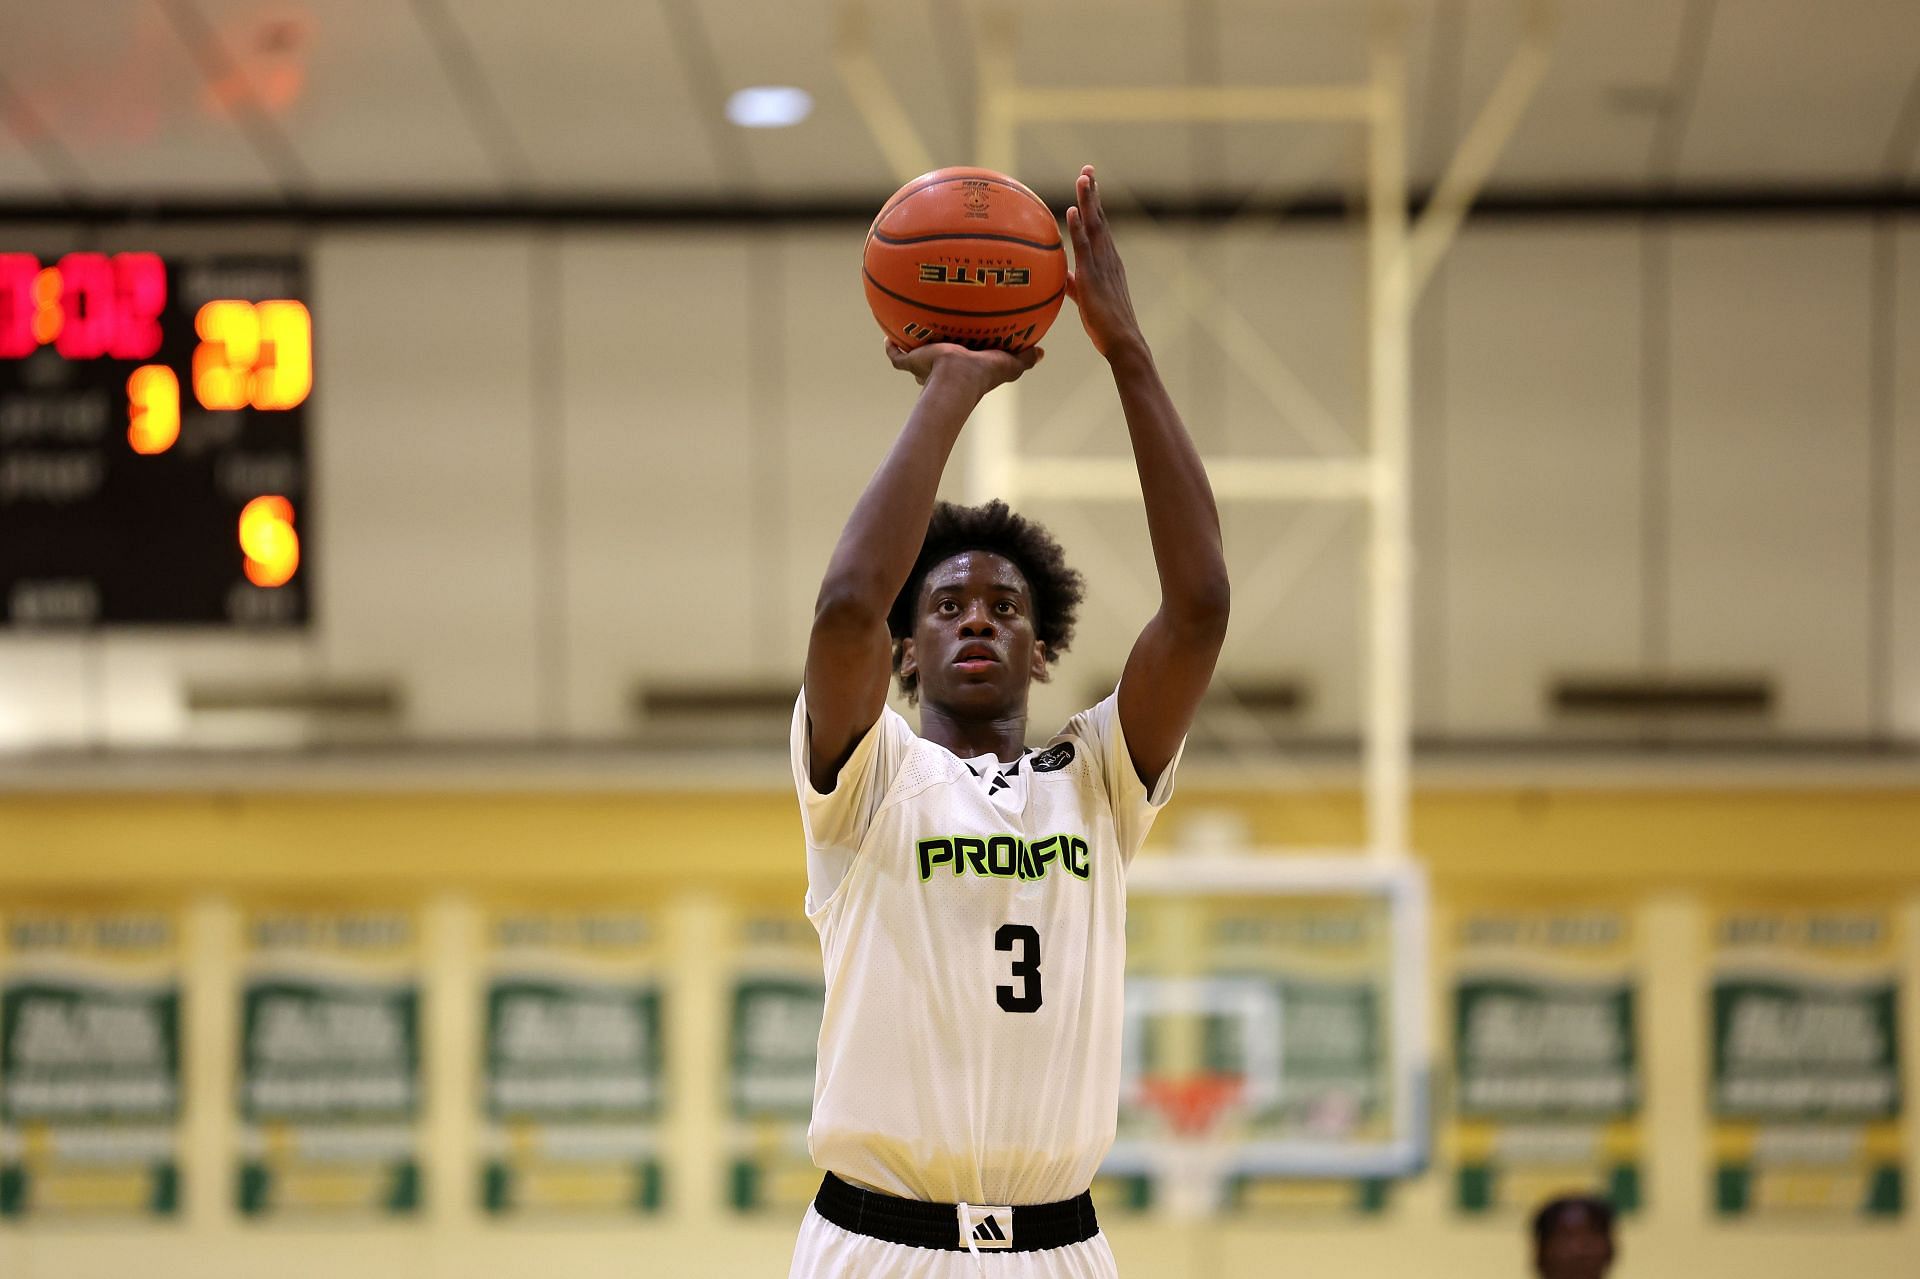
[803,341,1040,793]
[1065,164,1230,788]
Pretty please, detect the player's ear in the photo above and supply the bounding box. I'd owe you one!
[1030,640,1050,684]
[898,637,918,681]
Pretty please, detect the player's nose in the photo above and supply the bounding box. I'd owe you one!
[957,600,997,635]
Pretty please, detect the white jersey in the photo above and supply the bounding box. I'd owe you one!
[791,689,1180,1206]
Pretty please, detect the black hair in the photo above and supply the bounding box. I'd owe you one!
[887,499,1085,704]
[1531,1195,1615,1252]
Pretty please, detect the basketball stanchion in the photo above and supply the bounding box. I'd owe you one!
[1106,854,1431,1218]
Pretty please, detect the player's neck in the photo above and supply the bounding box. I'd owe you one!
[917,703,1028,764]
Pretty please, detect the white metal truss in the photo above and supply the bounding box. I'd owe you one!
[840,1,1555,860]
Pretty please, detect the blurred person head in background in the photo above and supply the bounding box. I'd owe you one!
[1531,1194,1616,1279]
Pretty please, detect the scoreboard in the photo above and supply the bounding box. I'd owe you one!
[0,251,310,627]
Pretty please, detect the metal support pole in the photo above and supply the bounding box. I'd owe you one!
[1407,0,1557,295]
[1007,84,1378,124]
[833,0,934,183]
[1365,10,1412,861]
[1011,456,1375,503]
[966,4,1020,505]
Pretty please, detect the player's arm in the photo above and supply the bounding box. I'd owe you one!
[1065,165,1229,789]
[804,341,1040,793]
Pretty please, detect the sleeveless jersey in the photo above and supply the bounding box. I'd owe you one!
[790,690,1181,1206]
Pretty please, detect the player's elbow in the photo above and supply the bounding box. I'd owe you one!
[812,579,890,636]
[1169,572,1230,643]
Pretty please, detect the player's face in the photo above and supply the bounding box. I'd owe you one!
[903,551,1047,717]
[1536,1209,1613,1279]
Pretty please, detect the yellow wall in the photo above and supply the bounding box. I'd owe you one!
[1,784,1917,1279]
[6,784,1919,889]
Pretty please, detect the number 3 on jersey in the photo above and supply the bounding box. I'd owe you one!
[995,923,1042,1013]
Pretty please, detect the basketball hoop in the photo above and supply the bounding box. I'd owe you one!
[1139,1073,1244,1138]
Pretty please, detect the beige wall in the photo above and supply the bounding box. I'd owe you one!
[1,216,1917,749]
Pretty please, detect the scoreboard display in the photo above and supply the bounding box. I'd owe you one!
[0,251,310,627]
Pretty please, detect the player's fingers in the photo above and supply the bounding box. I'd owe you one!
[1018,345,1044,370]
[1066,204,1090,256]
[1064,269,1077,299]
[886,341,910,367]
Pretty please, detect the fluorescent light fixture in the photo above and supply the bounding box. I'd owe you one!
[726,86,813,128]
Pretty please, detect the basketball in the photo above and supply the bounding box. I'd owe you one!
[861,166,1067,353]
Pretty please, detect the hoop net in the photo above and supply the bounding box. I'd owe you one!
[1138,1073,1245,1138]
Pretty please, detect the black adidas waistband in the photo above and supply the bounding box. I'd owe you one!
[813,1172,1100,1253]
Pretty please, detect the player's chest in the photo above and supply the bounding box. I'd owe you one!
[875,773,1114,893]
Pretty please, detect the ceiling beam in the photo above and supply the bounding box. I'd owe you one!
[3,185,1917,228]
[408,0,537,191]
[654,0,755,195]
[0,66,90,196]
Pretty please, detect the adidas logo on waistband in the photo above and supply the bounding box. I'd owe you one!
[959,1206,1013,1249]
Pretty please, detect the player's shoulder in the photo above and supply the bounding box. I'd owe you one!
[1037,692,1122,777]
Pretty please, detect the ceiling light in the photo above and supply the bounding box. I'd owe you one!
[726,86,813,129]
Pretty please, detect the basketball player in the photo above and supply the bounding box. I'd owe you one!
[788,165,1227,1277]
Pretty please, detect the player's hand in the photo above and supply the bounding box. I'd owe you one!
[886,340,1042,394]
[1065,165,1147,362]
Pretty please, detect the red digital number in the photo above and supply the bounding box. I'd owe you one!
[2,252,170,361]
[0,254,36,358]
[54,251,115,359]
[110,252,166,360]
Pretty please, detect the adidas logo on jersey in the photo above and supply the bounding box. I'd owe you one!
[917,833,1091,882]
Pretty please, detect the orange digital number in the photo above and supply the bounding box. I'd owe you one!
[238,495,300,588]
[193,298,312,411]
[32,266,64,348]
[194,299,259,410]
[253,300,312,409]
[127,364,181,455]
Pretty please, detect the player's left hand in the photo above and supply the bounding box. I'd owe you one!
[886,340,1042,393]
[1065,165,1147,361]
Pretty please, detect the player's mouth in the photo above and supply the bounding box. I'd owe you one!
[952,643,1000,672]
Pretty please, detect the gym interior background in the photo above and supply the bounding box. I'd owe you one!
[2,2,1918,1276]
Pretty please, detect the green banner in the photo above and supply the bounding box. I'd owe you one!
[478,906,666,1215]
[1455,979,1637,1120]
[724,901,822,1213]
[239,979,420,1121]
[1449,906,1642,1215]
[729,977,821,1120]
[236,906,422,1217]
[1709,906,1904,1219]
[1712,980,1899,1121]
[0,907,182,1218]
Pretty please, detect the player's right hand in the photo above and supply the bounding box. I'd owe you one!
[886,340,1042,393]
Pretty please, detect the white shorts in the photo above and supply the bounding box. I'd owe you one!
[788,1204,1121,1278]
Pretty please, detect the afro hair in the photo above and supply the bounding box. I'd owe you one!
[887,500,1085,704]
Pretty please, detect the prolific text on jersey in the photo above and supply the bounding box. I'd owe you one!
[916,834,1090,882]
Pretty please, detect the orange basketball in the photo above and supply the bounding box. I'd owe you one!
[862,167,1066,353]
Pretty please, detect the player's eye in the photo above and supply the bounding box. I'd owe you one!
[937,599,959,614]
[995,600,1016,614]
